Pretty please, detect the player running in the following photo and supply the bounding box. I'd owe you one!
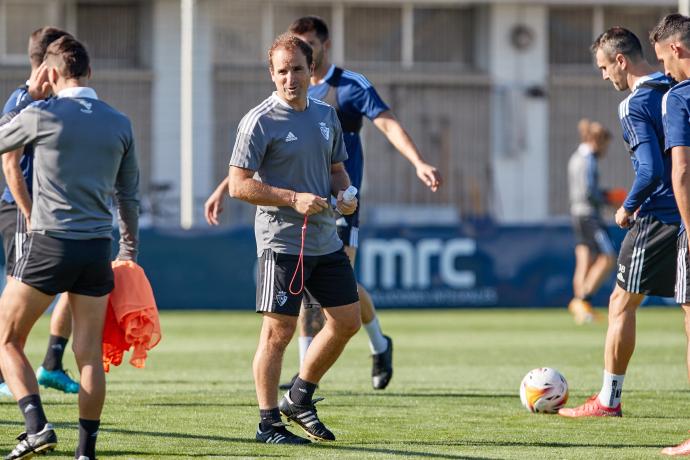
[0,36,140,460]
[567,119,616,324]
[0,27,80,398]
[650,13,690,456]
[559,27,679,418]
[228,34,360,444]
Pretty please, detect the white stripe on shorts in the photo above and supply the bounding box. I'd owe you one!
[13,232,34,280]
[677,231,688,303]
[627,216,650,293]
[259,251,276,312]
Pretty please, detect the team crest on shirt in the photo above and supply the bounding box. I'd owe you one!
[77,99,92,114]
[319,122,329,141]
[276,290,288,306]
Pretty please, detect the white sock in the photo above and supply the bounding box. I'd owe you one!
[364,317,388,354]
[598,370,625,408]
[298,336,312,368]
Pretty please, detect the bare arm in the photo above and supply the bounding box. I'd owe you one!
[672,146,690,232]
[1,149,32,223]
[372,110,442,192]
[204,176,229,226]
[228,166,328,216]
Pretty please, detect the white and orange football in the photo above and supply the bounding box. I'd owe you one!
[519,367,569,413]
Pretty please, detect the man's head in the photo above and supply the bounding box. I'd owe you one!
[650,13,690,82]
[44,36,91,90]
[288,16,330,71]
[28,27,71,69]
[268,33,313,107]
[591,27,644,91]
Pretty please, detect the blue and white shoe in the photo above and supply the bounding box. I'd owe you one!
[37,367,79,394]
[0,383,11,398]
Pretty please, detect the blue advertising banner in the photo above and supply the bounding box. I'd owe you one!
[126,222,661,310]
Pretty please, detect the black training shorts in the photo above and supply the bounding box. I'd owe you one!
[255,247,359,316]
[13,233,114,297]
[616,215,678,297]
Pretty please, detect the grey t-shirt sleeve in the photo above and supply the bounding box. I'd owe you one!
[229,117,269,171]
[330,109,348,164]
[114,129,140,261]
[0,102,39,154]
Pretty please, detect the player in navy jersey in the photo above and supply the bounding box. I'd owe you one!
[559,27,680,418]
[0,27,79,398]
[651,13,690,456]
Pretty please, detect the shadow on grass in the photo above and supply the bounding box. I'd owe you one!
[312,443,496,459]
[329,391,516,399]
[411,440,667,449]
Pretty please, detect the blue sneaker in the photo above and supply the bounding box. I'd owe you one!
[36,367,79,394]
[0,382,11,398]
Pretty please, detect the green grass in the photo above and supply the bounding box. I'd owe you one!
[1,307,689,459]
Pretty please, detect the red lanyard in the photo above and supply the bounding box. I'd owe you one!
[288,214,308,295]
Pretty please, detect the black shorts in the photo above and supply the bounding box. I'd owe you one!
[616,215,678,297]
[336,207,360,248]
[13,233,114,297]
[255,247,359,316]
[0,200,29,275]
[572,216,615,256]
[676,230,690,304]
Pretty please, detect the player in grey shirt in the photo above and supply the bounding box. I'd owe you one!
[228,34,360,444]
[0,36,138,460]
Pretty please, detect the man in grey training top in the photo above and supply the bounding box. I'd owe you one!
[228,33,360,444]
[0,36,139,460]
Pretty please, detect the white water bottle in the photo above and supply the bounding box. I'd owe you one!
[342,185,358,203]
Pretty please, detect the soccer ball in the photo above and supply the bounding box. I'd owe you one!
[519,367,568,413]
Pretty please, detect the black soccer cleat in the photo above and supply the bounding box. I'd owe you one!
[5,424,57,460]
[278,373,299,391]
[371,335,393,390]
[255,422,311,444]
[279,392,335,441]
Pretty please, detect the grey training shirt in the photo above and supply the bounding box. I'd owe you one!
[230,93,348,256]
[0,87,139,260]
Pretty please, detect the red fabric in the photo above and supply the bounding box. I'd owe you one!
[102,260,161,372]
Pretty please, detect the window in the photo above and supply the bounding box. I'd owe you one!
[77,2,141,68]
[0,0,56,63]
[549,7,594,66]
[272,4,332,38]
[213,2,263,65]
[345,6,401,63]
[413,7,475,66]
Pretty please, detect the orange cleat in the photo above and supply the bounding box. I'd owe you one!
[568,298,600,325]
[558,394,622,418]
[662,435,690,456]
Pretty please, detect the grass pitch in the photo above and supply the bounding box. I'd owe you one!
[0,307,689,459]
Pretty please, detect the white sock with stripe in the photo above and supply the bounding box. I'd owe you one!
[598,370,624,408]
[298,336,312,368]
[364,317,388,354]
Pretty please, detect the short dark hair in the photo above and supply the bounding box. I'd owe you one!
[649,13,690,46]
[591,27,643,61]
[45,36,90,79]
[288,16,329,43]
[268,33,313,71]
[28,27,71,67]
